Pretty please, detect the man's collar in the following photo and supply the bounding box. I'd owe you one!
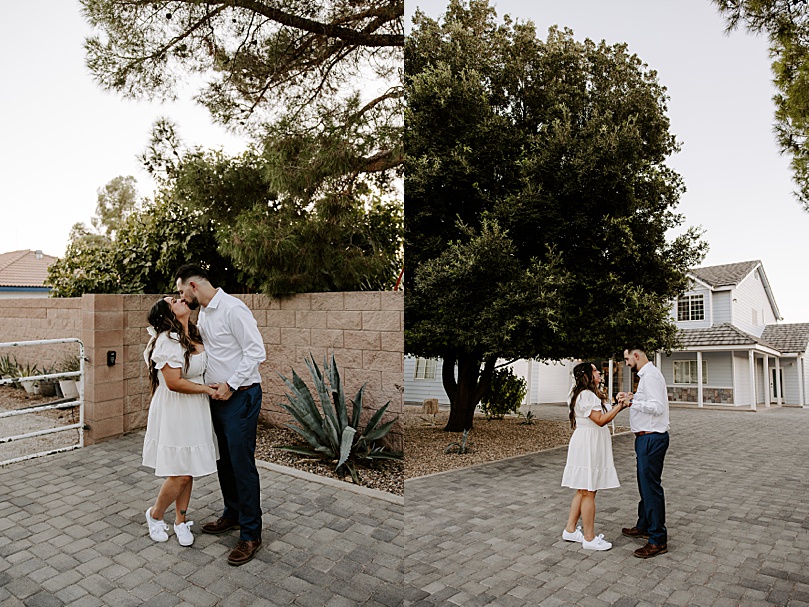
[203,288,224,310]
[637,362,651,376]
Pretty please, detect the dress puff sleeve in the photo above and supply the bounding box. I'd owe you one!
[575,391,602,417]
[147,332,185,370]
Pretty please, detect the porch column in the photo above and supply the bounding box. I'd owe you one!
[608,359,614,404]
[775,357,782,406]
[696,351,704,407]
[800,355,806,408]
[749,350,757,411]
[763,354,770,408]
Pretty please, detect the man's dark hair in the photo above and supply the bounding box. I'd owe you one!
[174,264,209,283]
[626,343,647,354]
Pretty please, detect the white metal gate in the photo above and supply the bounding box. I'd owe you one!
[0,338,84,466]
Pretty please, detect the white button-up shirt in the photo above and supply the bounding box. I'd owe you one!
[197,289,266,389]
[629,362,670,434]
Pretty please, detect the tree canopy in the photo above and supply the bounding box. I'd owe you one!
[713,0,809,207]
[47,183,236,297]
[405,0,707,431]
[57,0,405,297]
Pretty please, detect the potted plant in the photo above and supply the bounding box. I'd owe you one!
[39,365,58,397]
[58,355,81,400]
[18,361,41,395]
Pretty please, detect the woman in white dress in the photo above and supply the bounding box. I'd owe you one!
[561,362,627,550]
[142,296,218,547]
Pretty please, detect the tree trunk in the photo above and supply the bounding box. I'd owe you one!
[442,353,497,432]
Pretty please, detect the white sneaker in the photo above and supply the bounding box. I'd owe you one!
[582,534,612,551]
[174,521,194,547]
[562,526,584,542]
[145,508,169,542]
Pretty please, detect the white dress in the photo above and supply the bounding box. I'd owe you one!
[561,391,620,491]
[142,332,218,478]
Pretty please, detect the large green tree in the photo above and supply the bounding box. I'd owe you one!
[713,0,809,207]
[406,0,706,431]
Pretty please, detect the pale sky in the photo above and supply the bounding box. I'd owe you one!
[406,0,809,324]
[0,2,248,259]
[3,1,807,322]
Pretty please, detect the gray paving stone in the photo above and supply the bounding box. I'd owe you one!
[0,431,403,607]
[405,405,809,606]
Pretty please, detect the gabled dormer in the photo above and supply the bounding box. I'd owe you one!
[673,260,781,337]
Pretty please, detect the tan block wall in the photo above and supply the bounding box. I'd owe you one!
[0,298,82,371]
[0,291,404,450]
[257,291,404,450]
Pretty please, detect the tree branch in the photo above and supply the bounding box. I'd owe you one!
[174,0,404,47]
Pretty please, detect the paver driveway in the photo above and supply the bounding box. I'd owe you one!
[405,405,809,607]
[0,432,404,606]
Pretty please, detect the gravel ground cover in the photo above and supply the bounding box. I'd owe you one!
[0,385,80,463]
[404,405,630,479]
[254,421,404,496]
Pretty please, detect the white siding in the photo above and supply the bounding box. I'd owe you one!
[404,356,450,405]
[404,356,576,407]
[732,268,777,337]
[0,290,50,299]
[712,290,732,324]
[536,360,575,403]
[733,353,752,406]
[782,360,800,405]
[500,359,573,404]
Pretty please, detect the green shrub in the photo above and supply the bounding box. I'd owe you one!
[480,366,527,420]
[278,353,403,483]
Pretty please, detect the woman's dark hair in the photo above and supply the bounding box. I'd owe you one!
[568,361,608,429]
[145,298,202,396]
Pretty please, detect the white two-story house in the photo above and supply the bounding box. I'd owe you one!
[405,260,809,411]
[658,260,809,409]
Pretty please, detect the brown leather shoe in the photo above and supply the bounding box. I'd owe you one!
[228,538,262,566]
[633,542,667,558]
[201,517,240,535]
[622,526,649,539]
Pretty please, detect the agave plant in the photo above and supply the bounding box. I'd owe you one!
[278,353,403,483]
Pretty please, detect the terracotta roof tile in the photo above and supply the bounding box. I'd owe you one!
[0,250,57,288]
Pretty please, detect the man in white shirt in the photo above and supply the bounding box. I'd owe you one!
[175,264,267,566]
[618,345,670,559]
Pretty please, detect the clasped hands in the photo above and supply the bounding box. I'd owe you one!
[207,383,233,401]
[616,391,634,407]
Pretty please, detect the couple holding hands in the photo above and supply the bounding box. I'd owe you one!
[140,264,267,566]
[560,346,670,559]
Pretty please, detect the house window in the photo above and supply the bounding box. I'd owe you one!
[414,357,436,380]
[673,360,707,384]
[677,294,705,321]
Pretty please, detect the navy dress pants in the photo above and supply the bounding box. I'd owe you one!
[210,384,263,541]
[635,432,669,546]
